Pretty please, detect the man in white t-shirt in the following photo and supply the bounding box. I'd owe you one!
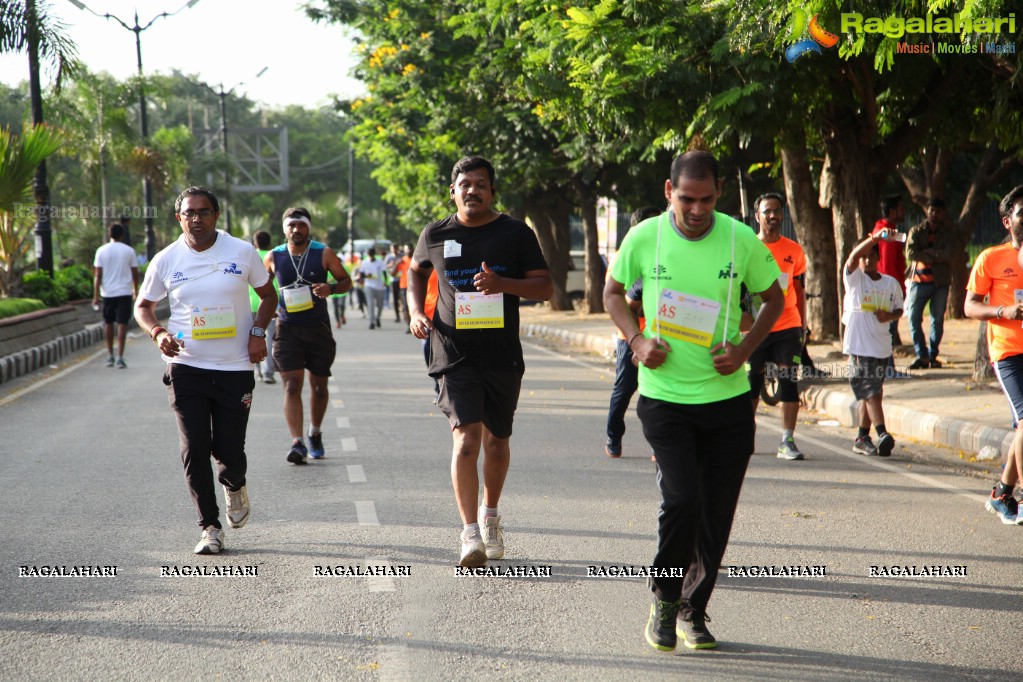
[842,233,904,457]
[92,223,139,368]
[134,186,278,555]
[357,247,388,329]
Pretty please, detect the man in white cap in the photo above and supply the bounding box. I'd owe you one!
[265,207,353,463]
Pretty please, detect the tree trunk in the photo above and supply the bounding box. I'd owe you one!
[572,175,603,314]
[974,321,993,381]
[780,136,839,341]
[525,189,573,311]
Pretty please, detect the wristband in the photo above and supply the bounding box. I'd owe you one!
[996,306,1005,320]
[150,325,167,341]
[628,332,644,348]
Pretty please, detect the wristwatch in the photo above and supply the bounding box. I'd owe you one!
[250,326,266,338]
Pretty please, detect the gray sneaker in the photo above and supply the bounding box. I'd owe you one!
[479,510,505,560]
[194,526,224,555]
[224,485,250,529]
[853,436,879,456]
[777,437,804,460]
[459,527,486,568]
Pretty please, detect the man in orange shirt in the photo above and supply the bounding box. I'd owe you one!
[966,184,1023,525]
[747,193,808,460]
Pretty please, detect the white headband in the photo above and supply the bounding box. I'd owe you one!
[283,216,312,233]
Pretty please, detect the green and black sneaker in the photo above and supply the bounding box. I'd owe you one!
[677,611,717,650]
[644,596,685,652]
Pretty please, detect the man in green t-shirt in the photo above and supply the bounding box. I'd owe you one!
[605,150,783,653]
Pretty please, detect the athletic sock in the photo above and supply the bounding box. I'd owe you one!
[858,427,869,439]
[309,425,321,436]
[782,429,794,441]
[875,425,888,437]
[481,505,498,520]
[463,523,480,533]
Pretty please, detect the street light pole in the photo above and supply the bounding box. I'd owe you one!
[211,66,267,235]
[68,0,201,260]
[26,0,53,275]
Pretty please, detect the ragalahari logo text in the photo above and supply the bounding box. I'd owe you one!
[785,9,839,62]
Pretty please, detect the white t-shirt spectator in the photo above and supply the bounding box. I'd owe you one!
[93,241,137,298]
[358,257,388,290]
[842,268,904,359]
[139,230,269,371]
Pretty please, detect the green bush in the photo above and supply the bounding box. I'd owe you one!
[21,271,68,308]
[56,264,94,301]
[0,298,47,320]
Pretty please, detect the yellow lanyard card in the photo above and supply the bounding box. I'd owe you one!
[455,292,504,329]
[191,304,237,339]
[282,285,313,313]
[653,288,720,347]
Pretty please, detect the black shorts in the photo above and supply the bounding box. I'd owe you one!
[102,295,133,325]
[748,327,803,374]
[272,322,336,377]
[849,355,889,400]
[437,363,523,439]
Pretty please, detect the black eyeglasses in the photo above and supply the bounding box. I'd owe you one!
[180,209,215,220]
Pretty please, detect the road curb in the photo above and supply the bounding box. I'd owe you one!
[0,323,104,386]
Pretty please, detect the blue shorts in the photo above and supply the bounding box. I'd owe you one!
[993,354,1023,429]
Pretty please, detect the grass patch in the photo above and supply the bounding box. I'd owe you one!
[0,298,47,320]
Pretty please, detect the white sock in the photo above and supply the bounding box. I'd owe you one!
[309,425,321,436]
[463,523,480,534]
[480,506,499,520]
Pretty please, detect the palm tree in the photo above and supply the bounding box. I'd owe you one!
[1,0,79,275]
[0,124,64,297]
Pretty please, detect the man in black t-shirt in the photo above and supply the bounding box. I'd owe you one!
[408,156,553,568]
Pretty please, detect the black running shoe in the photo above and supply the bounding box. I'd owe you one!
[644,595,684,652]
[677,611,717,649]
[286,440,308,465]
[308,433,325,459]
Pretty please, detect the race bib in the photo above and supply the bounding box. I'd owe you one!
[191,304,236,339]
[444,240,462,258]
[653,288,721,347]
[455,292,504,329]
[860,292,886,313]
[1015,289,1023,307]
[778,272,790,294]
[282,285,313,313]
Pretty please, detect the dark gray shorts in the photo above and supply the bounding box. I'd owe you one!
[849,355,889,400]
[437,363,522,439]
[272,322,336,377]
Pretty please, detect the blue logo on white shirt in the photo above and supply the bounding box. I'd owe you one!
[224,263,242,275]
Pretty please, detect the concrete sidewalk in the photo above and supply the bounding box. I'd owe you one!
[520,304,1009,476]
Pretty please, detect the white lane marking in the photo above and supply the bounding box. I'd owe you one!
[377,644,415,681]
[523,338,608,372]
[336,416,351,429]
[328,383,339,393]
[341,437,357,452]
[0,349,106,407]
[333,399,345,408]
[365,555,397,593]
[347,465,366,483]
[758,421,988,504]
[355,500,379,525]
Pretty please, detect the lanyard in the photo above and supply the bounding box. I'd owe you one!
[285,245,312,287]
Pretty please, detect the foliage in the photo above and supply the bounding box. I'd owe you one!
[55,263,92,300]
[0,0,80,92]
[0,297,45,319]
[0,123,64,297]
[21,269,67,307]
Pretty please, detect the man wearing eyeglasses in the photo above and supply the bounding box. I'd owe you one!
[746,192,809,461]
[135,186,278,555]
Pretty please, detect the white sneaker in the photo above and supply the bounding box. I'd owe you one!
[459,527,486,568]
[194,526,224,555]
[224,485,250,529]
[479,510,505,560]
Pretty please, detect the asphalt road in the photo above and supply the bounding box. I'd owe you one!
[1,315,1021,680]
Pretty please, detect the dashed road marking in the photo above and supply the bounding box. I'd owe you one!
[333,399,345,408]
[341,437,357,452]
[366,555,397,593]
[347,465,366,483]
[355,500,379,525]
[336,416,351,429]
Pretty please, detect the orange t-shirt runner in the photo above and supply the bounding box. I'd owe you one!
[762,236,806,332]
[968,243,1023,363]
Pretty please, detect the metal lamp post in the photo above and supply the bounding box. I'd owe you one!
[212,67,267,235]
[68,0,201,260]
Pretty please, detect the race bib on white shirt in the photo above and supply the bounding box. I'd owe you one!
[444,240,462,258]
[455,292,504,329]
[653,288,720,347]
[282,284,313,313]
[191,304,237,339]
